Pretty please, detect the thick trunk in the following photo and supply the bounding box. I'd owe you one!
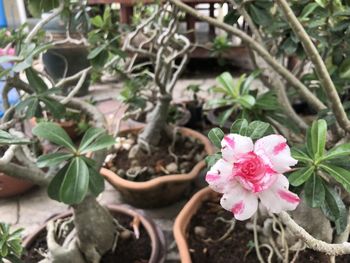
[138,94,171,148]
[73,195,116,263]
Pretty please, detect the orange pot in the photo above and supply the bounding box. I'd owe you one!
[0,173,34,198]
[173,187,217,263]
[100,127,214,208]
[23,205,166,263]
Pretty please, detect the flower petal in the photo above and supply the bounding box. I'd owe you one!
[205,159,233,193]
[220,184,258,220]
[254,134,297,173]
[221,134,254,162]
[259,175,300,213]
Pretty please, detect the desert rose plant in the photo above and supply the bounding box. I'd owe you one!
[167,0,350,261]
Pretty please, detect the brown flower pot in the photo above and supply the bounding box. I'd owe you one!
[0,173,34,198]
[101,127,214,208]
[23,205,166,263]
[173,187,217,263]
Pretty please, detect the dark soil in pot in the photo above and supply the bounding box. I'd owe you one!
[105,131,205,182]
[23,211,152,263]
[188,197,348,263]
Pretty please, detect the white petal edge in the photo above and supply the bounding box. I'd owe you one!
[220,184,258,220]
[254,134,297,173]
[259,175,300,213]
[221,134,254,162]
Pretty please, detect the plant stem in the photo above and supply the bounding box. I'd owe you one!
[276,0,350,132]
[138,94,171,149]
[279,211,350,256]
[168,0,326,112]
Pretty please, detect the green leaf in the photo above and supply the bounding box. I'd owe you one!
[90,15,104,27]
[339,58,350,79]
[0,56,20,64]
[39,97,65,119]
[0,130,30,145]
[249,4,272,26]
[208,128,224,148]
[310,120,327,159]
[25,68,48,93]
[80,134,115,154]
[304,174,325,208]
[32,122,76,152]
[218,107,234,127]
[205,153,222,168]
[48,164,68,201]
[25,98,40,119]
[291,148,313,164]
[89,168,105,197]
[246,121,272,139]
[216,72,236,98]
[88,44,108,60]
[300,3,320,19]
[288,166,314,187]
[237,94,256,109]
[321,184,346,221]
[37,152,73,168]
[79,127,106,152]
[60,157,89,204]
[230,119,248,135]
[27,0,59,17]
[224,10,240,25]
[322,143,350,161]
[320,164,350,193]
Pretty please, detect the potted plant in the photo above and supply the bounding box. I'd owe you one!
[101,4,213,208]
[0,1,166,262]
[167,0,350,261]
[205,70,281,130]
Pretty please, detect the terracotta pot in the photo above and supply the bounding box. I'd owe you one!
[58,120,79,140]
[101,127,214,208]
[23,205,166,263]
[173,187,217,263]
[0,173,34,198]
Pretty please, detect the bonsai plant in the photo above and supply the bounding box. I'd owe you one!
[101,3,213,208]
[0,1,165,262]
[169,0,350,261]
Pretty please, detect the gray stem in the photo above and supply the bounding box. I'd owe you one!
[138,94,171,148]
[72,195,116,262]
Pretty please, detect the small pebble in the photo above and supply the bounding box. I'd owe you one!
[194,226,207,238]
[166,162,178,173]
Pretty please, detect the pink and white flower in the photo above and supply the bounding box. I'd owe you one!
[206,134,300,220]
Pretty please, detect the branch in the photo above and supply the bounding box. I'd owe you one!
[168,0,326,112]
[59,68,90,104]
[279,211,350,256]
[0,161,48,186]
[0,145,18,165]
[24,0,65,44]
[276,0,350,132]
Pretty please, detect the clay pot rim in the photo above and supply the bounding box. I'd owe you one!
[22,204,166,263]
[100,126,214,191]
[173,187,217,263]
